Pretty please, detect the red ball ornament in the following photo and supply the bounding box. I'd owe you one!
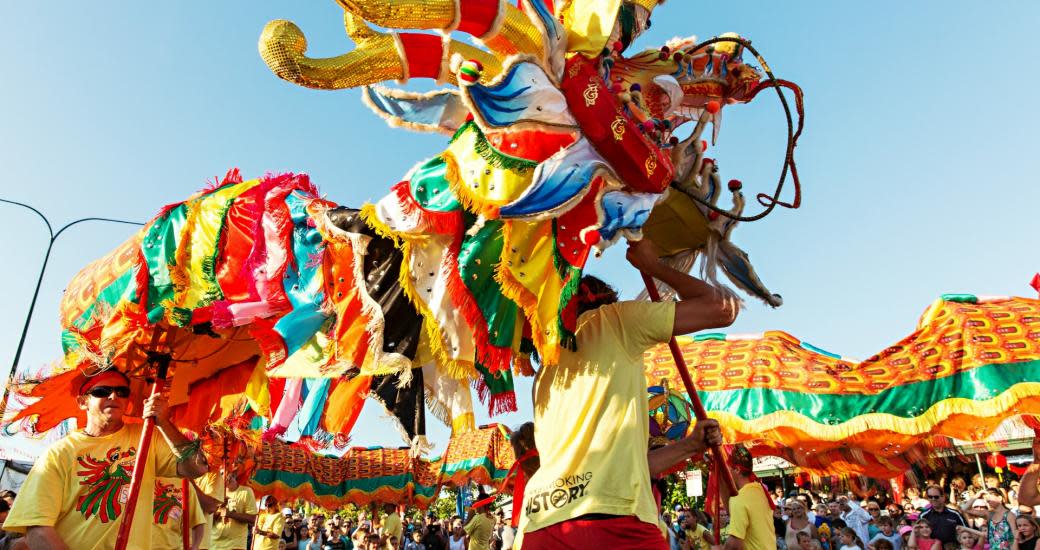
[728,179,742,191]
[708,211,720,221]
[612,41,624,52]
[641,120,655,132]
[582,231,601,246]
[705,101,721,114]
[610,83,623,94]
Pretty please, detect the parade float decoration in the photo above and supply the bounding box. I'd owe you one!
[644,294,1040,478]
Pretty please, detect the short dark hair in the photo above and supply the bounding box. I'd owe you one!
[576,275,619,316]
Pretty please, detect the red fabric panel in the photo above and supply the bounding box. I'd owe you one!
[521,516,668,550]
[561,55,674,193]
[399,33,443,80]
[458,0,500,37]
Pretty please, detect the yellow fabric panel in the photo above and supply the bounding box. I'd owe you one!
[498,219,563,364]
[444,126,536,217]
[561,0,622,56]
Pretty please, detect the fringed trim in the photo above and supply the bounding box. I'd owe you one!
[251,317,288,370]
[489,390,517,416]
[493,249,560,366]
[390,179,463,235]
[452,412,476,433]
[442,152,500,220]
[441,218,513,373]
[424,386,454,427]
[450,121,538,173]
[368,392,420,450]
[513,352,535,376]
[360,86,461,136]
[360,203,401,246]
[392,32,410,84]
[168,198,203,309]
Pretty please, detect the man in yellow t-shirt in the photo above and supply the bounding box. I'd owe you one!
[193,470,225,549]
[723,446,777,550]
[212,474,257,550]
[381,503,402,543]
[464,494,495,550]
[251,496,284,550]
[3,369,210,550]
[519,240,736,549]
[151,477,206,549]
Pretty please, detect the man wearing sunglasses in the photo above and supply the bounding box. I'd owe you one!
[4,369,210,550]
[918,484,966,546]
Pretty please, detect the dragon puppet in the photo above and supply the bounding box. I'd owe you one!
[9,0,803,456]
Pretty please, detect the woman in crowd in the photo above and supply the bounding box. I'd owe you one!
[786,501,819,550]
[447,522,466,550]
[966,488,1014,550]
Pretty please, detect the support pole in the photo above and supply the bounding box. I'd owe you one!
[114,353,171,550]
[640,272,738,498]
[182,478,191,550]
[975,452,986,482]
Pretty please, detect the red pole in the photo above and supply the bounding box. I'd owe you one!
[181,478,191,550]
[114,354,171,550]
[640,272,737,496]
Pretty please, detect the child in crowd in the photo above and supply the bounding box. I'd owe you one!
[798,531,823,550]
[840,527,866,550]
[908,520,939,550]
[955,526,983,550]
[869,517,903,550]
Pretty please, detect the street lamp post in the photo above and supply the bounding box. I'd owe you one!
[0,198,143,418]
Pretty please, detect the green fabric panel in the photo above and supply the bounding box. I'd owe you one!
[440,457,510,482]
[476,362,514,398]
[409,157,459,213]
[698,359,1040,424]
[62,270,136,355]
[251,469,438,499]
[693,333,727,342]
[143,204,188,323]
[459,216,517,348]
[941,294,978,303]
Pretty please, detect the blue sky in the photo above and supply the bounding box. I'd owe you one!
[1,2,1037,453]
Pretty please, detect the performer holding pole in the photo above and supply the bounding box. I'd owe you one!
[517,239,736,549]
[3,360,208,549]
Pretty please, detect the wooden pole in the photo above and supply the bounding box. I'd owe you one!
[114,352,171,550]
[640,272,737,496]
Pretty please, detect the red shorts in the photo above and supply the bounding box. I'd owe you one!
[521,515,668,550]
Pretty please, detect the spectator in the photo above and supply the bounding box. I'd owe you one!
[1014,515,1039,550]
[965,488,1013,550]
[838,527,864,550]
[907,519,938,550]
[919,484,966,545]
[300,526,323,550]
[0,492,14,508]
[785,501,819,550]
[381,504,402,546]
[403,531,426,550]
[798,531,823,550]
[448,523,466,550]
[955,526,983,550]
[868,517,902,550]
[864,502,882,540]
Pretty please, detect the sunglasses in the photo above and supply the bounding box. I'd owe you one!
[927,495,942,500]
[86,385,131,399]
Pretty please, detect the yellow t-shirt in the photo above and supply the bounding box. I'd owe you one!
[4,424,178,550]
[464,513,493,550]
[212,486,257,550]
[251,511,285,550]
[687,524,710,550]
[195,471,226,549]
[382,512,402,540]
[520,301,675,534]
[151,477,206,550]
[728,484,777,550]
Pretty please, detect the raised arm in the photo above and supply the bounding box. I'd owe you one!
[1018,436,1040,507]
[25,526,71,550]
[648,419,722,477]
[626,240,738,336]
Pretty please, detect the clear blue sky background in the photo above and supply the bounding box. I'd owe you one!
[1,2,1037,454]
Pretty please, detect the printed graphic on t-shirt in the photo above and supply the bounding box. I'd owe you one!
[75,446,137,523]
[153,480,184,525]
[524,471,592,515]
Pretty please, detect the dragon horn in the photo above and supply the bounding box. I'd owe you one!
[335,0,543,58]
[260,14,500,90]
